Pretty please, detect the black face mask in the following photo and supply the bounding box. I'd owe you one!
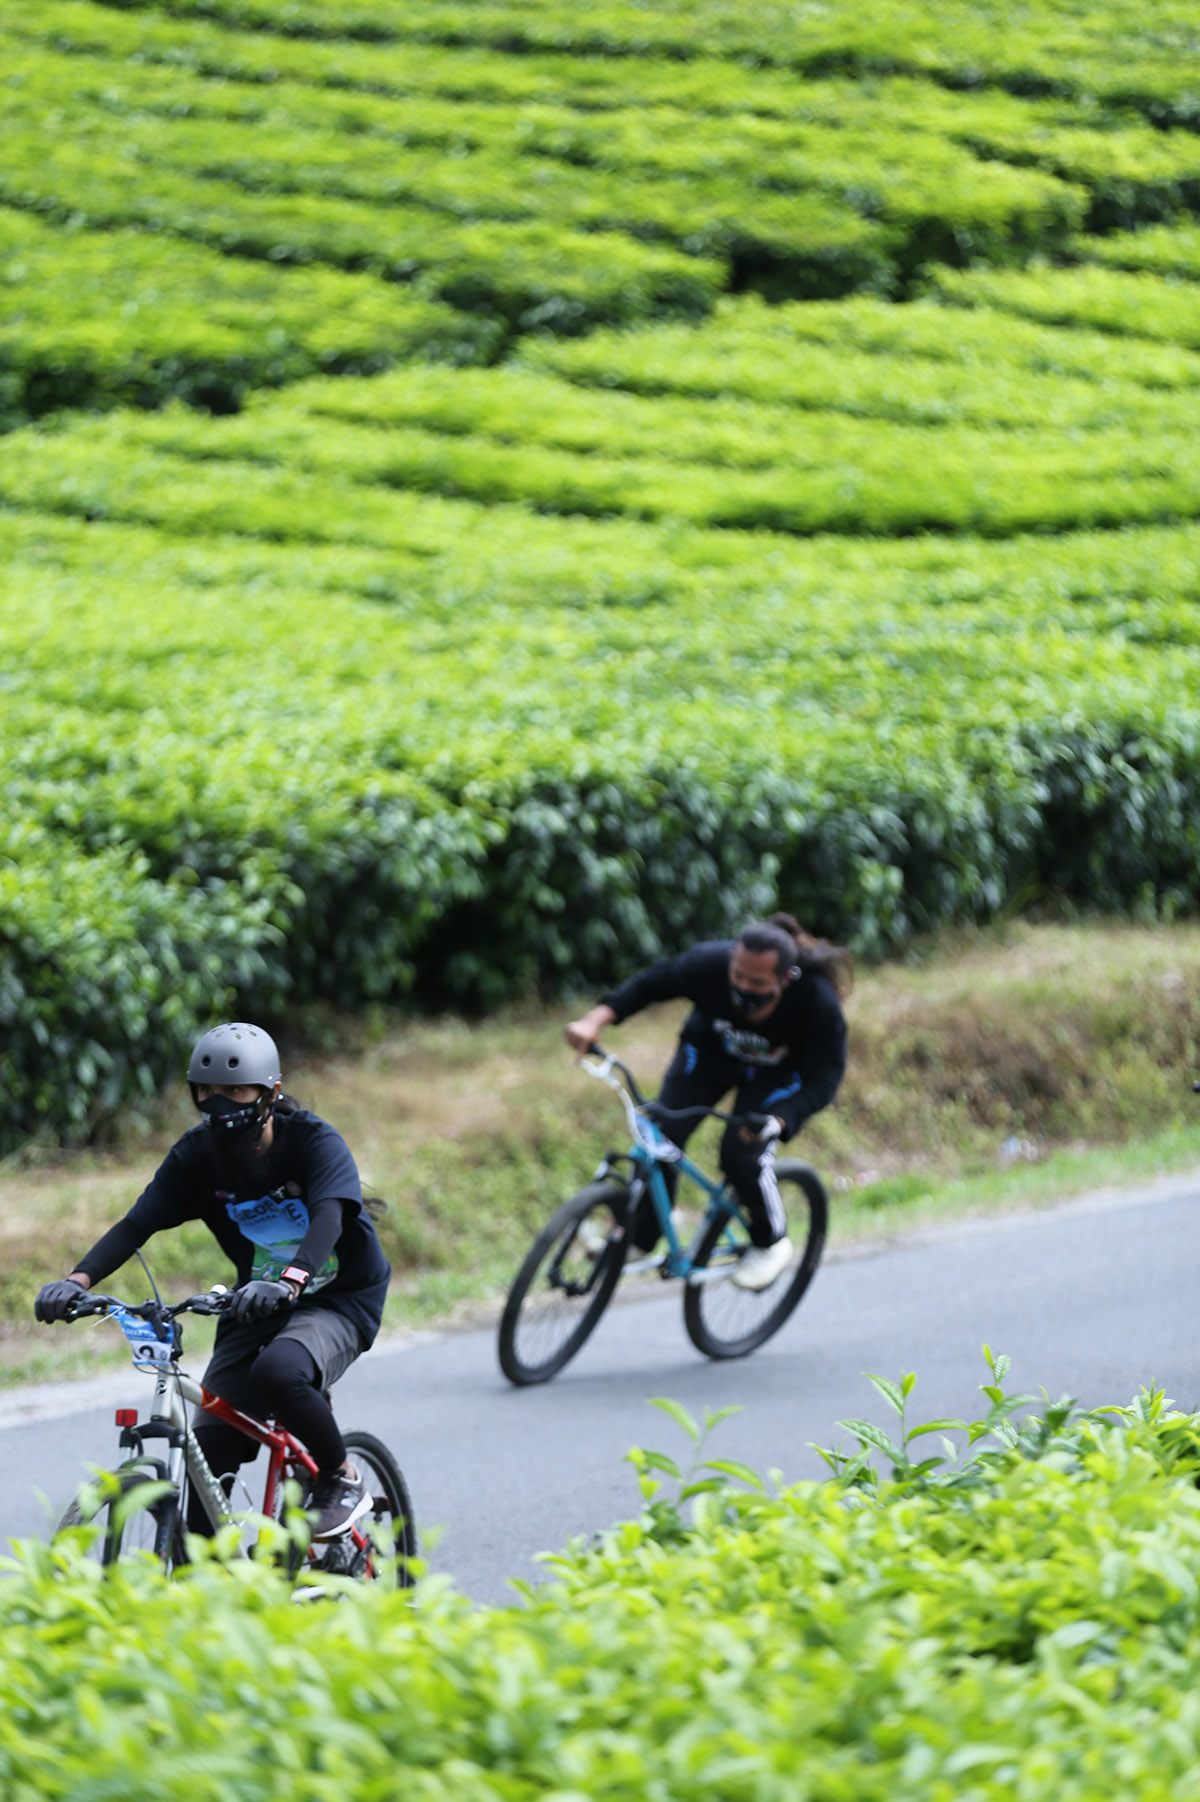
[198,1093,266,1140]
[202,1098,279,1193]
[730,984,778,1016]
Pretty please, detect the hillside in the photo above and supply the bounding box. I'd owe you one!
[3,0,1200,1148]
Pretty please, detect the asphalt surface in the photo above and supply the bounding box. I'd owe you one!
[3,1171,1198,1604]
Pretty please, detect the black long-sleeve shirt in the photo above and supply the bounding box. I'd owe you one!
[601,939,847,1135]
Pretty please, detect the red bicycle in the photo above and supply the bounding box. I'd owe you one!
[54,1281,416,1584]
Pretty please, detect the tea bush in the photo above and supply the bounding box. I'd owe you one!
[930,261,1200,349]
[11,1368,1200,1799]
[3,472,1199,1146]
[0,207,497,423]
[74,0,1200,128]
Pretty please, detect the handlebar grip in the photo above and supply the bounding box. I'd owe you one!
[177,1290,233,1315]
[63,1293,114,1321]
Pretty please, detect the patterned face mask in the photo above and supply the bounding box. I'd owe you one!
[198,1091,267,1139]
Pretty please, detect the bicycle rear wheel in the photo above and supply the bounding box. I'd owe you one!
[683,1160,828,1360]
[498,1181,630,1386]
[55,1468,187,1571]
[341,1430,418,1586]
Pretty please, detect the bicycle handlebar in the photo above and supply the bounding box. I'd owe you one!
[62,1287,234,1325]
[580,1047,777,1136]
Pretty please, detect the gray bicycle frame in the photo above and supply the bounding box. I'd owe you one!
[581,1052,747,1285]
[104,1313,246,1553]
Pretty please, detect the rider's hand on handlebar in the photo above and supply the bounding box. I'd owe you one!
[739,1114,784,1145]
[564,1004,617,1056]
[34,1278,90,1323]
[230,1278,298,1323]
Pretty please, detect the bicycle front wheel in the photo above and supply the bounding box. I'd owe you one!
[55,1468,187,1571]
[683,1160,828,1360]
[498,1181,630,1386]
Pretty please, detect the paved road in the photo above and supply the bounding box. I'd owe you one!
[3,1173,1198,1604]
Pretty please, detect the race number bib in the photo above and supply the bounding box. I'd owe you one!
[225,1187,338,1292]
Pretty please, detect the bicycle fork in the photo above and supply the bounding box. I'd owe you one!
[116,1364,235,1547]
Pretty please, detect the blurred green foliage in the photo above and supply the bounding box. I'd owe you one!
[14,1366,1200,1798]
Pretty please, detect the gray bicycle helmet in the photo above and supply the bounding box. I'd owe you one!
[187,1022,282,1094]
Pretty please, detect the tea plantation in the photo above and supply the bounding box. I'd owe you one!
[3,0,1200,1147]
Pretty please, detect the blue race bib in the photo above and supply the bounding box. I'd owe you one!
[225,1189,337,1292]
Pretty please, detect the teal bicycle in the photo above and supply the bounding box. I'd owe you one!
[498,1048,828,1386]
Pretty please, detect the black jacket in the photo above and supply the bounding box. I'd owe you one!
[601,939,847,1135]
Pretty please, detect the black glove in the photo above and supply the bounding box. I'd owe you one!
[230,1278,296,1323]
[35,1279,88,1323]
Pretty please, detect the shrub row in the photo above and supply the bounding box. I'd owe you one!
[1076,219,1200,281]
[17,368,1200,541]
[0,207,498,422]
[0,823,281,1148]
[0,115,722,338]
[18,0,1200,144]
[12,1380,1200,1799]
[930,262,1200,350]
[3,483,1199,1147]
[1,40,1089,294]
[3,12,1197,389]
[300,309,1200,440]
[523,290,1200,426]
[23,24,1200,296]
[85,0,1200,125]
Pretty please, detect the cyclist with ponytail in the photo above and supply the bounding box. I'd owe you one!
[565,914,850,1291]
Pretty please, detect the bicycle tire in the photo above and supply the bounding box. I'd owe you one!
[341,1430,419,1586]
[498,1181,630,1386]
[55,1468,187,1571]
[683,1160,828,1360]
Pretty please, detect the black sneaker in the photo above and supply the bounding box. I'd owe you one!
[309,1465,372,1540]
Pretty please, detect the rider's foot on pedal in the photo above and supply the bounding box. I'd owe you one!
[732,1235,794,1291]
[309,1464,371,1539]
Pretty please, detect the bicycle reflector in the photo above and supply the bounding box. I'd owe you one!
[115,1409,137,1427]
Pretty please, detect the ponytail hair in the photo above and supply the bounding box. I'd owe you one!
[738,911,854,999]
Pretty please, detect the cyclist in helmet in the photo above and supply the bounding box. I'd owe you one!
[565,913,850,1292]
[34,1022,391,1540]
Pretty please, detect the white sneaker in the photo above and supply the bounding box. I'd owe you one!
[731,1236,795,1291]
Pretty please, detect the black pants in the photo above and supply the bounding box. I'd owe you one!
[185,1308,361,1535]
[634,1040,799,1250]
